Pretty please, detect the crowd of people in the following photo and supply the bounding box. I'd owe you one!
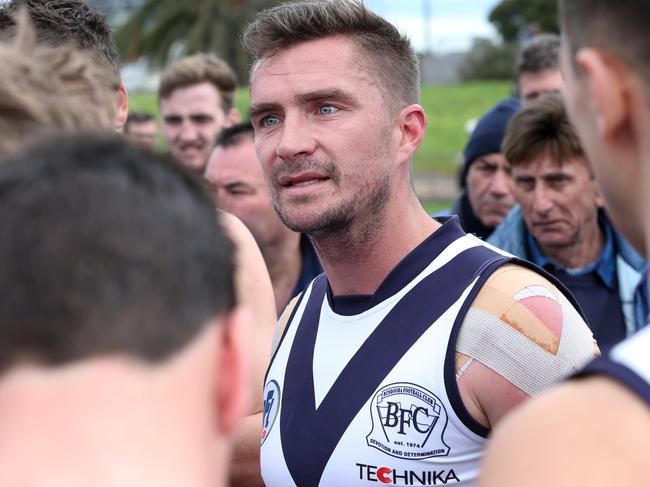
[0,0,647,486]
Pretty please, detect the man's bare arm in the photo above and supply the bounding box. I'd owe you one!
[455,264,598,429]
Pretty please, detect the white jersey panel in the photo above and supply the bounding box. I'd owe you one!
[610,326,650,383]
[318,277,485,486]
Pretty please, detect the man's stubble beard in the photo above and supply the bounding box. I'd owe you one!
[270,158,392,261]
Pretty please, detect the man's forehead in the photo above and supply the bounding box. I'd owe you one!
[162,82,224,105]
[475,153,507,164]
[514,156,586,175]
[212,142,259,169]
[250,37,374,99]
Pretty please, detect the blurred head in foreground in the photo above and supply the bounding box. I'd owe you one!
[0,135,248,486]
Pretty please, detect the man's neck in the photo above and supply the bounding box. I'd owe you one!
[0,360,223,487]
[312,194,439,296]
[260,231,303,315]
[540,218,605,270]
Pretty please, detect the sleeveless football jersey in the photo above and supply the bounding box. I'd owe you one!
[261,218,584,486]
[577,325,650,407]
[262,220,514,487]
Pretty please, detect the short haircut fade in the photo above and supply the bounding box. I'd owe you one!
[243,0,420,109]
[158,54,238,113]
[0,135,235,372]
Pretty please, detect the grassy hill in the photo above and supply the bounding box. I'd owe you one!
[415,81,513,173]
[129,80,513,174]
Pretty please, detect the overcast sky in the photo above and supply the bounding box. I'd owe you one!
[364,0,501,53]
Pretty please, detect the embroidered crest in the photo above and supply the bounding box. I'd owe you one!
[366,382,450,459]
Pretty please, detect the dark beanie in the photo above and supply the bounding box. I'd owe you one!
[461,97,521,186]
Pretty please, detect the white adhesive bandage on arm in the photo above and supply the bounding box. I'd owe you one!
[456,304,596,396]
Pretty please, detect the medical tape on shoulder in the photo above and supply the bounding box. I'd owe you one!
[456,304,595,396]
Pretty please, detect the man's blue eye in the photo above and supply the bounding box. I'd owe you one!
[263,116,280,127]
[319,105,338,116]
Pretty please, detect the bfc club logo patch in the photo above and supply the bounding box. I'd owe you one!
[261,380,281,445]
[366,382,450,460]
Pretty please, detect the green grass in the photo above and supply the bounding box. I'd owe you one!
[127,91,158,115]
[414,81,512,173]
[421,200,452,214]
[129,80,512,173]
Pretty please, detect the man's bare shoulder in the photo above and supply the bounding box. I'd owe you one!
[467,263,598,355]
[218,210,276,414]
[454,263,598,427]
[479,376,650,487]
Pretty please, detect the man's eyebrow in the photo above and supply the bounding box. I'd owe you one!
[476,157,498,166]
[543,172,571,180]
[224,181,248,189]
[250,90,356,117]
[296,89,355,105]
[249,102,282,119]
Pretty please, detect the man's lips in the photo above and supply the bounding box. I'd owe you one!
[482,202,512,215]
[278,173,329,188]
[533,220,564,229]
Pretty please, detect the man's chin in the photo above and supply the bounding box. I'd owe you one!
[533,233,573,250]
[480,214,508,229]
[178,154,206,171]
[276,206,352,236]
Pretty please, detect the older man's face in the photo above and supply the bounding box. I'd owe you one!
[466,153,515,228]
[511,153,602,253]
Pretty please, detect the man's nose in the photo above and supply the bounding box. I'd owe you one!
[276,114,317,161]
[532,185,554,214]
[178,121,199,141]
[489,169,512,198]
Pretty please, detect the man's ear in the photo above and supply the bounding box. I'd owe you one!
[114,82,129,131]
[226,107,241,127]
[215,307,250,435]
[395,104,427,166]
[575,48,630,139]
[592,178,605,209]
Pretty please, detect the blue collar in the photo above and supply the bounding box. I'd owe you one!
[526,216,617,288]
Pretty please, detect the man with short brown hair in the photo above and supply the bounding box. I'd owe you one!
[159,54,240,171]
[244,1,597,485]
